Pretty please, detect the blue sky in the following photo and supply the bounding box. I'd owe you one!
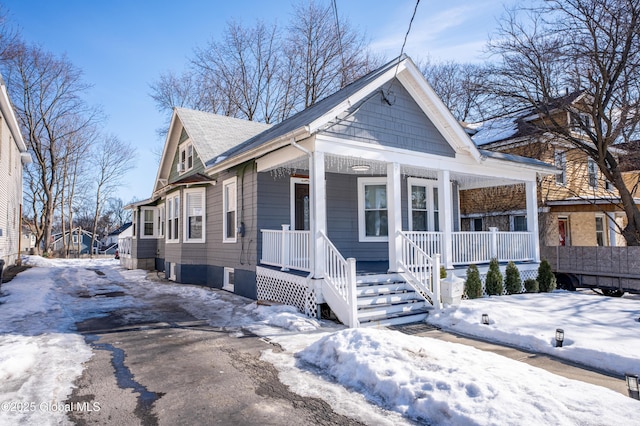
[3,0,508,204]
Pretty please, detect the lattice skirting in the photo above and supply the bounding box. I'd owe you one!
[256,266,317,318]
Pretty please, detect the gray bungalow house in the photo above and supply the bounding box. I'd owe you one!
[123,56,557,327]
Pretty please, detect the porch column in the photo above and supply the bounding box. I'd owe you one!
[526,179,541,262]
[311,151,327,278]
[387,162,402,272]
[438,170,454,269]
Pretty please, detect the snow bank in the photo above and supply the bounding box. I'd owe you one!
[296,328,639,425]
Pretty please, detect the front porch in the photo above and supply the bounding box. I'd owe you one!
[257,152,539,327]
[261,227,537,273]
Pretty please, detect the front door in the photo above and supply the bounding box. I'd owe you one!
[291,177,310,230]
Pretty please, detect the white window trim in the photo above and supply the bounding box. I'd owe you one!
[554,150,566,186]
[290,177,309,230]
[587,157,598,189]
[166,193,180,243]
[407,177,439,232]
[595,214,609,247]
[158,202,165,238]
[223,267,235,292]
[141,207,158,239]
[357,177,388,242]
[178,141,194,174]
[183,187,206,243]
[223,177,237,243]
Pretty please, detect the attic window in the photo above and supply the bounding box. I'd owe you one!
[179,142,194,173]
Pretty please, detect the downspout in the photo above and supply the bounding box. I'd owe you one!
[289,137,315,280]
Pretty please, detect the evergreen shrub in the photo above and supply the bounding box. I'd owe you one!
[465,264,482,299]
[485,258,504,296]
[505,261,522,295]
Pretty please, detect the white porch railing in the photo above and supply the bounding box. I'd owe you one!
[319,231,358,327]
[495,231,534,262]
[260,225,311,272]
[398,231,441,308]
[406,229,534,265]
[118,236,132,258]
[451,228,534,265]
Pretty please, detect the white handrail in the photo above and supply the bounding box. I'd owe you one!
[398,231,441,309]
[319,231,358,327]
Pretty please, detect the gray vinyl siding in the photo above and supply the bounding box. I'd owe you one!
[320,79,456,157]
[136,238,157,259]
[325,173,388,260]
[206,165,258,272]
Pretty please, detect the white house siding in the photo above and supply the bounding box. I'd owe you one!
[0,116,23,269]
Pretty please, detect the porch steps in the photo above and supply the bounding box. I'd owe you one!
[356,273,431,327]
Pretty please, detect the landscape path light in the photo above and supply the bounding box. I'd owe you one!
[481,313,489,325]
[555,328,564,347]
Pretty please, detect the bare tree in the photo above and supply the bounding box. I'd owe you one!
[487,0,640,245]
[89,135,136,257]
[420,60,490,122]
[285,0,379,108]
[150,0,381,124]
[3,44,100,255]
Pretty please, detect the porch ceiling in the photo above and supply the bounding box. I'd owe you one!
[264,153,524,189]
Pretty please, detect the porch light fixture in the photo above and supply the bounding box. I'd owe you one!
[481,314,489,325]
[555,328,564,347]
[625,373,640,400]
[351,164,370,172]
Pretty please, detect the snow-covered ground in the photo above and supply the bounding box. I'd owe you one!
[0,257,639,425]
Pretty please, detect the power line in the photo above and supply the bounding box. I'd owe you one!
[332,0,346,87]
[394,0,420,78]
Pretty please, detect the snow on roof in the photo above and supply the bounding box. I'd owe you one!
[471,116,520,146]
[176,108,271,163]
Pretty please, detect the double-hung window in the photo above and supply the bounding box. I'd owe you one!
[358,177,388,241]
[595,215,608,246]
[166,194,180,242]
[178,142,194,173]
[157,203,165,238]
[184,188,205,243]
[407,178,440,232]
[141,208,156,238]
[554,151,566,185]
[588,158,598,189]
[223,177,237,243]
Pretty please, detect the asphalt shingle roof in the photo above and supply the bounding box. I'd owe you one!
[205,55,408,167]
[175,107,271,163]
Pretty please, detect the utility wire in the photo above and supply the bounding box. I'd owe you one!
[394,0,421,78]
[332,0,347,87]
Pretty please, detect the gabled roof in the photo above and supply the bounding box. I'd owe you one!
[153,108,270,194]
[470,91,587,146]
[175,108,271,163]
[205,55,486,169]
[107,222,132,237]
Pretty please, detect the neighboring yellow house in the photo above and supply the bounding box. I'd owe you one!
[461,97,640,248]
